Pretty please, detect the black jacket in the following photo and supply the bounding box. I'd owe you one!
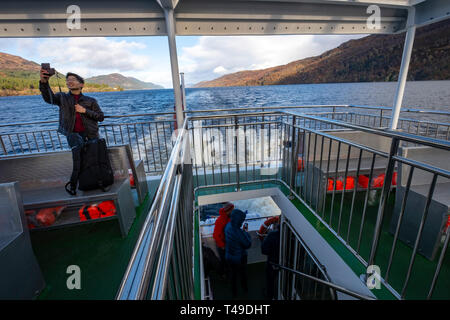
[261,229,280,264]
[39,81,104,139]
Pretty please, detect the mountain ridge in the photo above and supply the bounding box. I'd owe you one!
[0,53,164,96]
[195,19,450,88]
[86,73,163,90]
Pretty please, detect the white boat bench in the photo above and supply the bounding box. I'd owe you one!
[0,145,145,238]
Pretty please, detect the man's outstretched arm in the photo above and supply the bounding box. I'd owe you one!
[39,68,61,106]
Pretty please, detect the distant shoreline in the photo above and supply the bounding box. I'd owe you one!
[0,87,167,97]
[193,79,450,89]
[1,79,449,97]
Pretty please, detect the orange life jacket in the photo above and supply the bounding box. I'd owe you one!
[392,172,398,186]
[297,157,304,171]
[372,173,385,188]
[79,200,116,221]
[327,178,334,191]
[328,176,355,191]
[129,172,135,187]
[335,179,344,190]
[345,176,355,190]
[358,175,369,189]
[25,206,65,228]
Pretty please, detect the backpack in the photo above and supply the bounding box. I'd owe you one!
[65,138,114,195]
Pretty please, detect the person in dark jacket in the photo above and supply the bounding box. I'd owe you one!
[261,220,280,300]
[39,68,104,149]
[225,209,251,297]
[213,202,234,277]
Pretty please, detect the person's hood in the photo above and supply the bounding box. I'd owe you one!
[219,203,234,217]
[230,209,246,228]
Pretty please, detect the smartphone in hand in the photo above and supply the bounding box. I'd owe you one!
[243,222,248,231]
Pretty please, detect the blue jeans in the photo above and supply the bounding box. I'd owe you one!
[67,132,88,149]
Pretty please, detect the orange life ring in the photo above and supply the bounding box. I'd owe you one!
[257,216,280,239]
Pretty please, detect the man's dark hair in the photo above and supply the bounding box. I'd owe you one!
[66,72,85,84]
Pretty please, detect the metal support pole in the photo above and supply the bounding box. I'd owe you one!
[180,72,187,111]
[367,138,400,269]
[163,8,184,130]
[390,9,416,130]
[234,115,240,191]
[289,116,297,199]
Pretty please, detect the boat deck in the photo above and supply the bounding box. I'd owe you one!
[31,189,154,299]
[4,107,448,300]
[14,173,449,300]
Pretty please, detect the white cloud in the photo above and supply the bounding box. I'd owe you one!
[1,34,367,89]
[179,34,366,85]
[36,37,151,78]
[213,66,227,74]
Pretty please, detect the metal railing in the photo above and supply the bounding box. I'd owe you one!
[279,218,337,300]
[1,105,448,177]
[188,110,449,300]
[116,118,195,300]
[0,113,176,174]
[112,107,449,300]
[279,112,450,300]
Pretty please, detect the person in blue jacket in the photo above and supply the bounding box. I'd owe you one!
[225,209,251,297]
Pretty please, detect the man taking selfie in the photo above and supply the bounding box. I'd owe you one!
[39,67,104,149]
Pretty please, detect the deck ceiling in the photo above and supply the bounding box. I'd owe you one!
[0,0,448,37]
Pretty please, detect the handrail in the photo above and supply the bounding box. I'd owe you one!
[116,118,189,300]
[0,112,176,128]
[184,105,450,116]
[2,104,449,128]
[283,111,450,150]
[189,111,449,300]
[272,263,375,300]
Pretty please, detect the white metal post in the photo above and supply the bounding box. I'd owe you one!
[390,9,416,130]
[180,72,186,111]
[163,8,184,130]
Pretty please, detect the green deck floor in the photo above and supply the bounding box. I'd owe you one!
[208,262,267,300]
[30,177,448,300]
[32,193,151,300]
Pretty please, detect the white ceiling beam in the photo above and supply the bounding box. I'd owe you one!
[414,0,450,28]
[233,0,425,8]
[1,0,448,38]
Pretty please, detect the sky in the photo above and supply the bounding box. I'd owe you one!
[0,34,366,88]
